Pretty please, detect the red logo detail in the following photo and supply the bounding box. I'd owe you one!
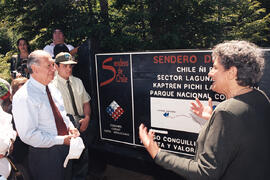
[100,57,116,87]
[100,57,129,87]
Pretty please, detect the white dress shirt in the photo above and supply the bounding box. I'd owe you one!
[0,106,16,178]
[43,43,74,57]
[52,75,90,116]
[0,107,16,154]
[12,77,74,148]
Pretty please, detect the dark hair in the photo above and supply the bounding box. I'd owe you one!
[53,44,69,59]
[212,40,264,87]
[17,38,30,53]
[53,28,65,36]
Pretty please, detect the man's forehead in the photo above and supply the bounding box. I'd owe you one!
[60,63,73,67]
[39,55,54,64]
[53,29,63,34]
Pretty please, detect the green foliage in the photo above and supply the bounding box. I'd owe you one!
[0,52,12,82]
[0,29,12,55]
[0,22,15,82]
[258,0,270,13]
[1,0,270,78]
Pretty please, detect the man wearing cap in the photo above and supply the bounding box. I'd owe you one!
[12,50,80,180]
[52,52,91,180]
[44,28,78,57]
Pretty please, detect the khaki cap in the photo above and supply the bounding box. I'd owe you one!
[55,52,77,65]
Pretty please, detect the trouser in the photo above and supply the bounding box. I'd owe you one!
[64,128,89,180]
[73,128,89,180]
[28,145,69,180]
[70,148,89,180]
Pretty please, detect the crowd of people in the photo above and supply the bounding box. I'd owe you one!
[1,30,270,180]
[0,28,90,180]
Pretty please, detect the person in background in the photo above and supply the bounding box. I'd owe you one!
[53,43,70,59]
[52,52,91,180]
[0,78,10,90]
[44,28,78,57]
[8,38,30,79]
[12,50,80,180]
[9,77,32,180]
[0,78,11,114]
[139,40,270,180]
[0,82,16,179]
[10,77,28,101]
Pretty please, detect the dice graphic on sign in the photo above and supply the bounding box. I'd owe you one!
[106,101,124,121]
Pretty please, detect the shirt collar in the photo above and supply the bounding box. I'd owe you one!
[56,74,73,84]
[52,43,68,47]
[29,76,47,94]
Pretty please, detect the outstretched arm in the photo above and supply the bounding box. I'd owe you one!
[139,124,160,159]
[190,97,213,121]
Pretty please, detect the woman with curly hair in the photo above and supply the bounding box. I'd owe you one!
[139,40,270,180]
